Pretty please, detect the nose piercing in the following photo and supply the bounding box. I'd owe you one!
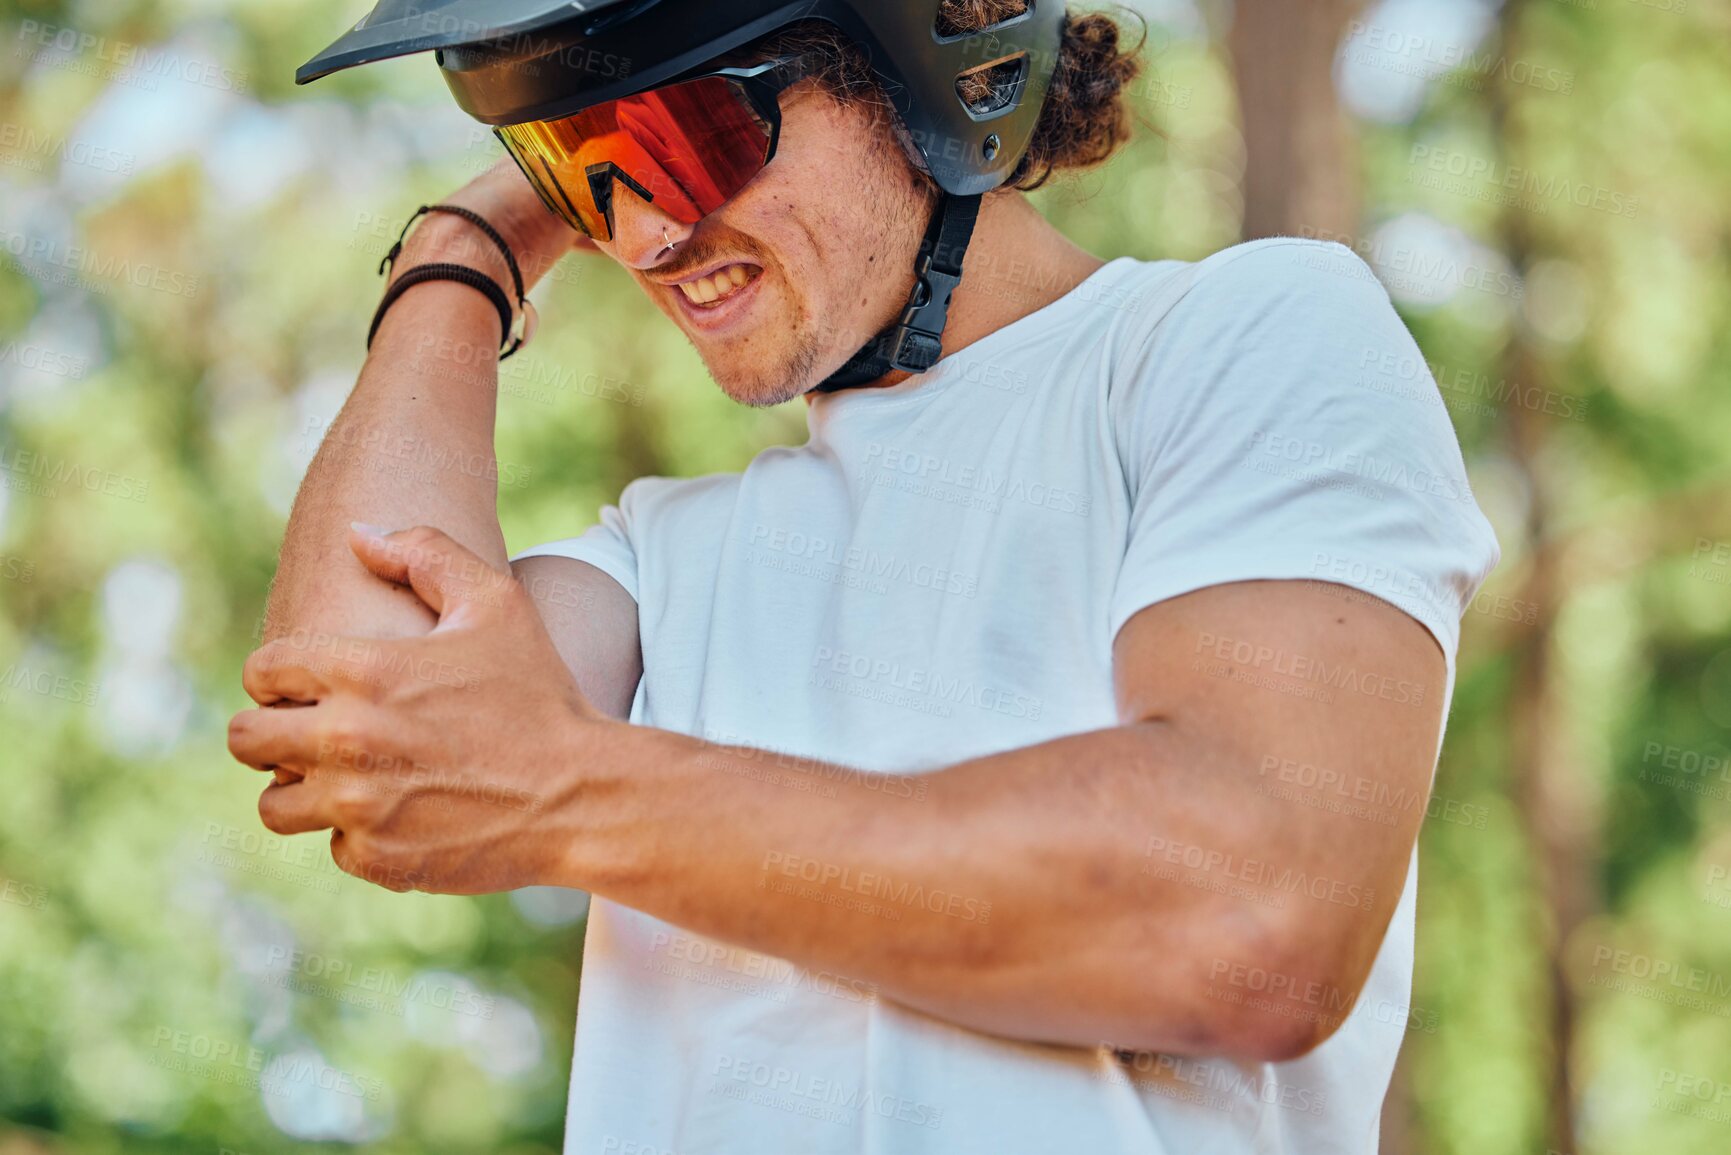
[661,226,678,254]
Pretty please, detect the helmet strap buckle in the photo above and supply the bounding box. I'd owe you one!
[814,191,982,392]
[889,251,963,374]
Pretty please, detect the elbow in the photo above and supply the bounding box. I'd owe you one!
[1223,1006,1337,1065]
[1196,917,1372,1065]
[1194,1003,1330,1065]
[1110,984,1340,1064]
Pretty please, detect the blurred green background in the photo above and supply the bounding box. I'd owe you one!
[2,0,1729,1152]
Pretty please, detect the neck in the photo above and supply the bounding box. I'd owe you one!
[817,192,1104,396]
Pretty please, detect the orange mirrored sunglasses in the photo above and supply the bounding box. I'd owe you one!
[495,55,814,241]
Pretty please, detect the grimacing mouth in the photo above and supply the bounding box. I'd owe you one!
[659,261,763,306]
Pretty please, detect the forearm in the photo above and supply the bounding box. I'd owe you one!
[567,719,1307,1057]
[265,235,510,641]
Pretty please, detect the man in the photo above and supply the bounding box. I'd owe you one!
[229,1,1501,1151]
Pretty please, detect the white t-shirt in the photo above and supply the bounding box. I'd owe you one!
[513,238,1501,1155]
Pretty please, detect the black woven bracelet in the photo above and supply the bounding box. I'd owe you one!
[367,262,513,353]
[378,204,527,305]
[371,204,532,359]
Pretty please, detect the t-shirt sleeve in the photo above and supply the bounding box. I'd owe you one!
[1106,239,1503,663]
[509,479,645,604]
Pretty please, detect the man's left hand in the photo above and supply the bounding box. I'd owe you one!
[227,524,597,895]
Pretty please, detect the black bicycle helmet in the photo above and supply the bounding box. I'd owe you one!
[298,0,1066,390]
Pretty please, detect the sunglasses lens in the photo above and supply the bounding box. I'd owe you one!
[496,130,579,231]
[497,75,773,242]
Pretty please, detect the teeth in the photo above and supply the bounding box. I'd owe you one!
[676,263,757,307]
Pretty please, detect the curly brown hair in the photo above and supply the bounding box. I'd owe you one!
[742,3,1146,191]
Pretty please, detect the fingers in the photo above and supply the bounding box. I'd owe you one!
[241,639,331,706]
[347,524,513,625]
[227,706,327,772]
[244,629,412,707]
[257,779,336,836]
[329,829,356,877]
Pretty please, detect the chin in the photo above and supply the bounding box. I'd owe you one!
[707,358,813,408]
[695,325,828,407]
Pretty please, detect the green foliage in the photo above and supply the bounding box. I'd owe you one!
[2,1,1728,1151]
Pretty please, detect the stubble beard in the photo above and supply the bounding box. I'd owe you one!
[718,303,824,408]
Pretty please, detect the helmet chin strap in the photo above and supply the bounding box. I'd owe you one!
[811,192,983,393]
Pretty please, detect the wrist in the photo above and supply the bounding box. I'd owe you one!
[407,200,565,295]
[545,709,639,893]
[393,215,514,291]
[378,206,538,358]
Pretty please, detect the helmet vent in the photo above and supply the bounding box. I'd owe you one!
[934,0,1033,41]
[954,54,1027,118]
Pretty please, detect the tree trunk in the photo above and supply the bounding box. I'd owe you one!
[1490,3,1592,1152]
[1227,0,1364,240]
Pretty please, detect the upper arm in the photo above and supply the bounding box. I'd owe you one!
[1112,578,1445,1015]
[1096,242,1499,1053]
[512,555,642,721]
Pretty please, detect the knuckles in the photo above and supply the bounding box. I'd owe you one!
[240,642,289,701]
[326,775,378,830]
[396,524,447,547]
[225,712,254,758]
[257,788,296,835]
[330,831,362,879]
[226,708,285,769]
[393,525,454,565]
[370,525,531,629]
[310,706,391,776]
[332,832,426,894]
